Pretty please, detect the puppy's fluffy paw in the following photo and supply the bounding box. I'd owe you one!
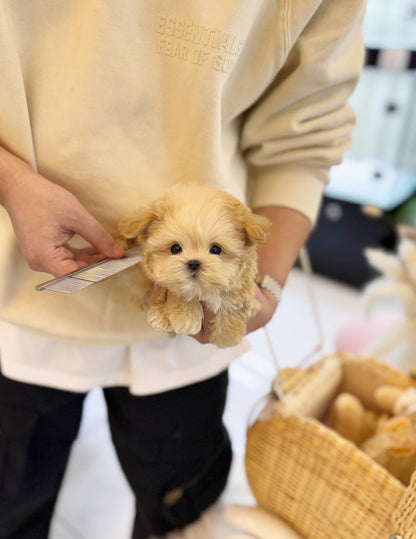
[147,298,203,337]
[169,315,202,336]
[147,305,174,334]
[210,310,247,348]
[210,331,244,349]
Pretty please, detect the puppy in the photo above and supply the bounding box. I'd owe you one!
[118,184,271,348]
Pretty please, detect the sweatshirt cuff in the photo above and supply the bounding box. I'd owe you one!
[249,164,329,225]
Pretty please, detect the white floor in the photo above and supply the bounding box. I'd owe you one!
[48,268,365,539]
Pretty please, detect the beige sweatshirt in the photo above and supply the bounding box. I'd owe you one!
[0,0,365,344]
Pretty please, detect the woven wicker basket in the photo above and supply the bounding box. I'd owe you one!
[245,352,416,538]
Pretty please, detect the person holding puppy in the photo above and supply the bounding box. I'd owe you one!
[0,1,366,538]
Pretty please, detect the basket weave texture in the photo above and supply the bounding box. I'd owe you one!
[245,353,416,538]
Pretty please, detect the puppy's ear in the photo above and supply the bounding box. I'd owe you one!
[118,208,157,244]
[244,213,271,246]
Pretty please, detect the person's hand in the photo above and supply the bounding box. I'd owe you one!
[3,169,124,277]
[192,286,277,345]
[149,284,276,345]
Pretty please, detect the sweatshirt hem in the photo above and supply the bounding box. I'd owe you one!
[0,348,247,396]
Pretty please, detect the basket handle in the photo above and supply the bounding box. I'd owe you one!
[390,470,416,537]
[264,246,325,405]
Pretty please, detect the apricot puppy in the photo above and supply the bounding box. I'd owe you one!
[119,183,270,348]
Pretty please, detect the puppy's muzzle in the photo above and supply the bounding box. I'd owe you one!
[187,259,201,273]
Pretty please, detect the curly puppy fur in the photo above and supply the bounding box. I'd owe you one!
[118,184,270,348]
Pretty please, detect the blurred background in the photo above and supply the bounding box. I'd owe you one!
[307,0,416,287]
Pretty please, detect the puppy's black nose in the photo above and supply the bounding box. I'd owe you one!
[187,260,201,272]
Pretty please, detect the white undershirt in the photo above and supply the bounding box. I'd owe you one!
[0,319,250,395]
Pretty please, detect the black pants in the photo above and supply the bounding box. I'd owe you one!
[0,370,231,539]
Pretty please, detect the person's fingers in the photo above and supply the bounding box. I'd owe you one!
[38,247,87,277]
[67,246,109,265]
[71,213,124,259]
[190,303,212,344]
[150,283,161,301]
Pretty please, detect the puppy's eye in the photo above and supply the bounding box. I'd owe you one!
[170,244,182,255]
[209,244,221,255]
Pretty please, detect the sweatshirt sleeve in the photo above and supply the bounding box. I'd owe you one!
[241,0,367,224]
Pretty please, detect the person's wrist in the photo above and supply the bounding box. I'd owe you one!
[246,285,276,334]
[258,287,279,314]
[255,273,282,308]
[0,157,33,209]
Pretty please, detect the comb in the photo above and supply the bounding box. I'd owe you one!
[35,246,142,294]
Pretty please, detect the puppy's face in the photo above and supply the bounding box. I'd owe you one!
[119,185,270,301]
